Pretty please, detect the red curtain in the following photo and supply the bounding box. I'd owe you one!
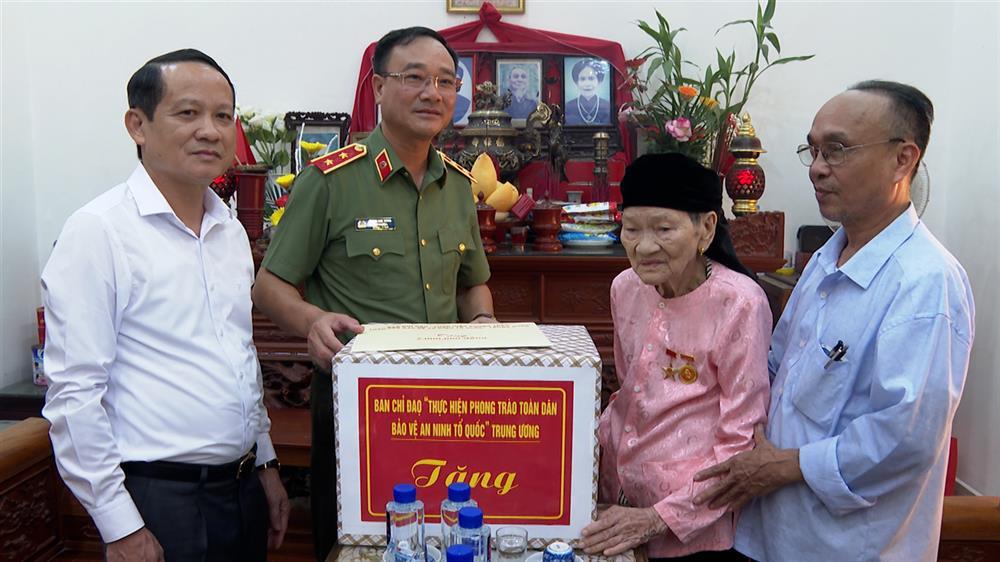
[349,2,634,161]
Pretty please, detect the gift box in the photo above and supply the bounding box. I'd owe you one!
[332,324,602,549]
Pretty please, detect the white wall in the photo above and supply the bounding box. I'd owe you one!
[1,4,41,388]
[1,1,997,492]
[938,2,1000,497]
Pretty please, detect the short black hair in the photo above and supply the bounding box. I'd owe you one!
[127,49,235,159]
[849,80,934,175]
[572,58,606,84]
[372,27,458,76]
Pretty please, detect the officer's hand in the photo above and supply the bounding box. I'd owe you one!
[106,527,164,562]
[307,312,363,371]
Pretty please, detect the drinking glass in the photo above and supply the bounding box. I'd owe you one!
[495,526,528,562]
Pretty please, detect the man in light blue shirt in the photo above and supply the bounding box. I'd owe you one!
[692,81,975,561]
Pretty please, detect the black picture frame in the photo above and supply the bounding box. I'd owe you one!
[562,57,613,127]
[284,111,352,173]
[453,55,476,127]
[496,57,543,127]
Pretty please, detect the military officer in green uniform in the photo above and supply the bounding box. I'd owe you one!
[252,27,495,562]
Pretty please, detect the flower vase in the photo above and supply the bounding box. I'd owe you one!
[234,165,268,242]
[531,200,563,252]
[476,195,498,255]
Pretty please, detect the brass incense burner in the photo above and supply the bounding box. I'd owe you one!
[440,81,554,179]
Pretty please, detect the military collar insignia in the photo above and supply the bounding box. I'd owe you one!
[309,144,367,175]
[374,148,393,183]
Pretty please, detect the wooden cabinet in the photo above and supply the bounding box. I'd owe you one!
[487,248,630,404]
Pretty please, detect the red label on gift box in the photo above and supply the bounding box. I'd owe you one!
[358,377,573,525]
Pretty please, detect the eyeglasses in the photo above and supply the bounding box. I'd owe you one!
[796,138,904,166]
[383,71,462,93]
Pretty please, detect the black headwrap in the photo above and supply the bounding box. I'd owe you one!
[620,153,754,279]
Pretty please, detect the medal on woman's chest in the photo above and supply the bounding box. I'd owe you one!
[662,347,699,384]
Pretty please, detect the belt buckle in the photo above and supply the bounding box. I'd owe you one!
[237,450,256,479]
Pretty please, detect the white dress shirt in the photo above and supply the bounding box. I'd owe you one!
[736,206,975,561]
[42,164,275,543]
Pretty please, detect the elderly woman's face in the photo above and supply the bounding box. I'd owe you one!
[620,207,715,291]
[575,66,600,97]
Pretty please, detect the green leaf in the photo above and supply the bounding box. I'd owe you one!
[655,9,671,32]
[637,20,661,43]
[763,0,776,22]
[765,32,781,53]
[716,18,754,35]
[667,26,688,45]
[645,56,662,82]
[768,54,816,66]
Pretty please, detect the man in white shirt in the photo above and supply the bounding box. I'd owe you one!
[42,49,288,562]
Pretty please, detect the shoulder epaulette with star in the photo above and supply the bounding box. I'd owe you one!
[437,150,477,184]
[309,144,368,174]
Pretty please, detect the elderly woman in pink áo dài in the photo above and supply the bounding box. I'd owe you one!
[580,153,771,562]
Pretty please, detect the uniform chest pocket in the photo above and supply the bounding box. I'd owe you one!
[437,226,477,295]
[788,344,853,433]
[345,230,405,261]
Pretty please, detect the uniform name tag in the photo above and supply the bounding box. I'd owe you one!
[355,217,396,231]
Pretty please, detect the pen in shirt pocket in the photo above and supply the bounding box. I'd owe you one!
[822,340,849,369]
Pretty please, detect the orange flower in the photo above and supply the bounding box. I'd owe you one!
[678,85,698,98]
[701,96,719,108]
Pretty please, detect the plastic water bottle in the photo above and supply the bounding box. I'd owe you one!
[455,506,491,562]
[440,482,478,548]
[447,544,475,562]
[387,483,426,562]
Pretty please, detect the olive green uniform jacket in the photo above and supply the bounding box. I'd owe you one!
[262,125,490,329]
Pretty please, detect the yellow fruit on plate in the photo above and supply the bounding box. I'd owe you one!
[470,153,498,199]
[486,181,519,212]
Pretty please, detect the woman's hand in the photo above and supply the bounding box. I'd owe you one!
[579,505,667,556]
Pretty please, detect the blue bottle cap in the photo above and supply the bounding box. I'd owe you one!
[447,482,472,502]
[393,483,417,503]
[447,544,474,562]
[457,506,483,528]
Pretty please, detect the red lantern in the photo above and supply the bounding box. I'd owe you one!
[724,114,767,216]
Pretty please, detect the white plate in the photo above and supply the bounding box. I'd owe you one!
[383,544,441,562]
[562,238,614,247]
[525,553,583,562]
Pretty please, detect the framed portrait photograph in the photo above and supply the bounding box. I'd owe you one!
[563,57,613,126]
[496,58,542,126]
[284,111,351,173]
[452,55,475,127]
[447,0,524,14]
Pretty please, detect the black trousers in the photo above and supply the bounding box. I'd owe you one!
[650,549,748,562]
[123,465,268,562]
[312,368,337,562]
